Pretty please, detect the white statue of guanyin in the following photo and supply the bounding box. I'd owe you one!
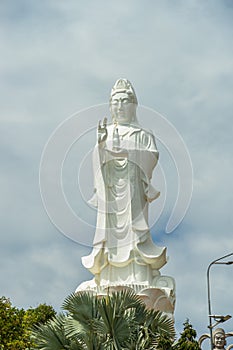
[77,79,175,316]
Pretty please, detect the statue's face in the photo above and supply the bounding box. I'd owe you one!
[214,333,225,348]
[110,92,136,124]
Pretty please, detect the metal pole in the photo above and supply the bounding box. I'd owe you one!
[207,252,233,350]
[207,262,213,350]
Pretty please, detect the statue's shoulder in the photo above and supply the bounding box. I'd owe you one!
[140,127,155,137]
[133,126,155,140]
[130,124,154,135]
[130,125,157,150]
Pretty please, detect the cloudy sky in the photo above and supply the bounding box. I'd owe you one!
[1,0,233,347]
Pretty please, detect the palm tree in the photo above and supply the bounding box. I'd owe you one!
[31,313,82,350]
[63,291,101,349]
[31,290,175,350]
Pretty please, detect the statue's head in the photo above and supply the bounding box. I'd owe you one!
[109,78,138,125]
[213,328,226,349]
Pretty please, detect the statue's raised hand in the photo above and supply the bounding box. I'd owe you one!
[98,117,108,144]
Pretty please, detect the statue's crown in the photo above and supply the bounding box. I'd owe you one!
[214,328,225,336]
[110,78,138,104]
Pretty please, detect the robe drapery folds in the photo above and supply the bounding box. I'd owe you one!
[82,124,167,275]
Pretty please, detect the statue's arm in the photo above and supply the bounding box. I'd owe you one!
[133,130,159,178]
[198,333,210,348]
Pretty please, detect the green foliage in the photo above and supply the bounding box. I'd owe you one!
[31,314,82,350]
[32,290,176,350]
[0,296,26,350]
[0,296,56,350]
[155,333,174,349]
[0,294,202,350]
[173,320,201,350]
[24,303,56,327]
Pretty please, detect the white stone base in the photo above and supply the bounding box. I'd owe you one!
[75,275,175,319]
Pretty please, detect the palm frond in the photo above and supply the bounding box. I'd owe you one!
[96,291,143,349]
[62,292,99,326]
[64,317,86,340]
[111,290,145,313]
[31,314,71,350]
[149,310,175,338]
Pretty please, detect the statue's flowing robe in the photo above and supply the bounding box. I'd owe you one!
[82,124,166,277]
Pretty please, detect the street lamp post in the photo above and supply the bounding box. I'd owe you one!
[207,252,233,350]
